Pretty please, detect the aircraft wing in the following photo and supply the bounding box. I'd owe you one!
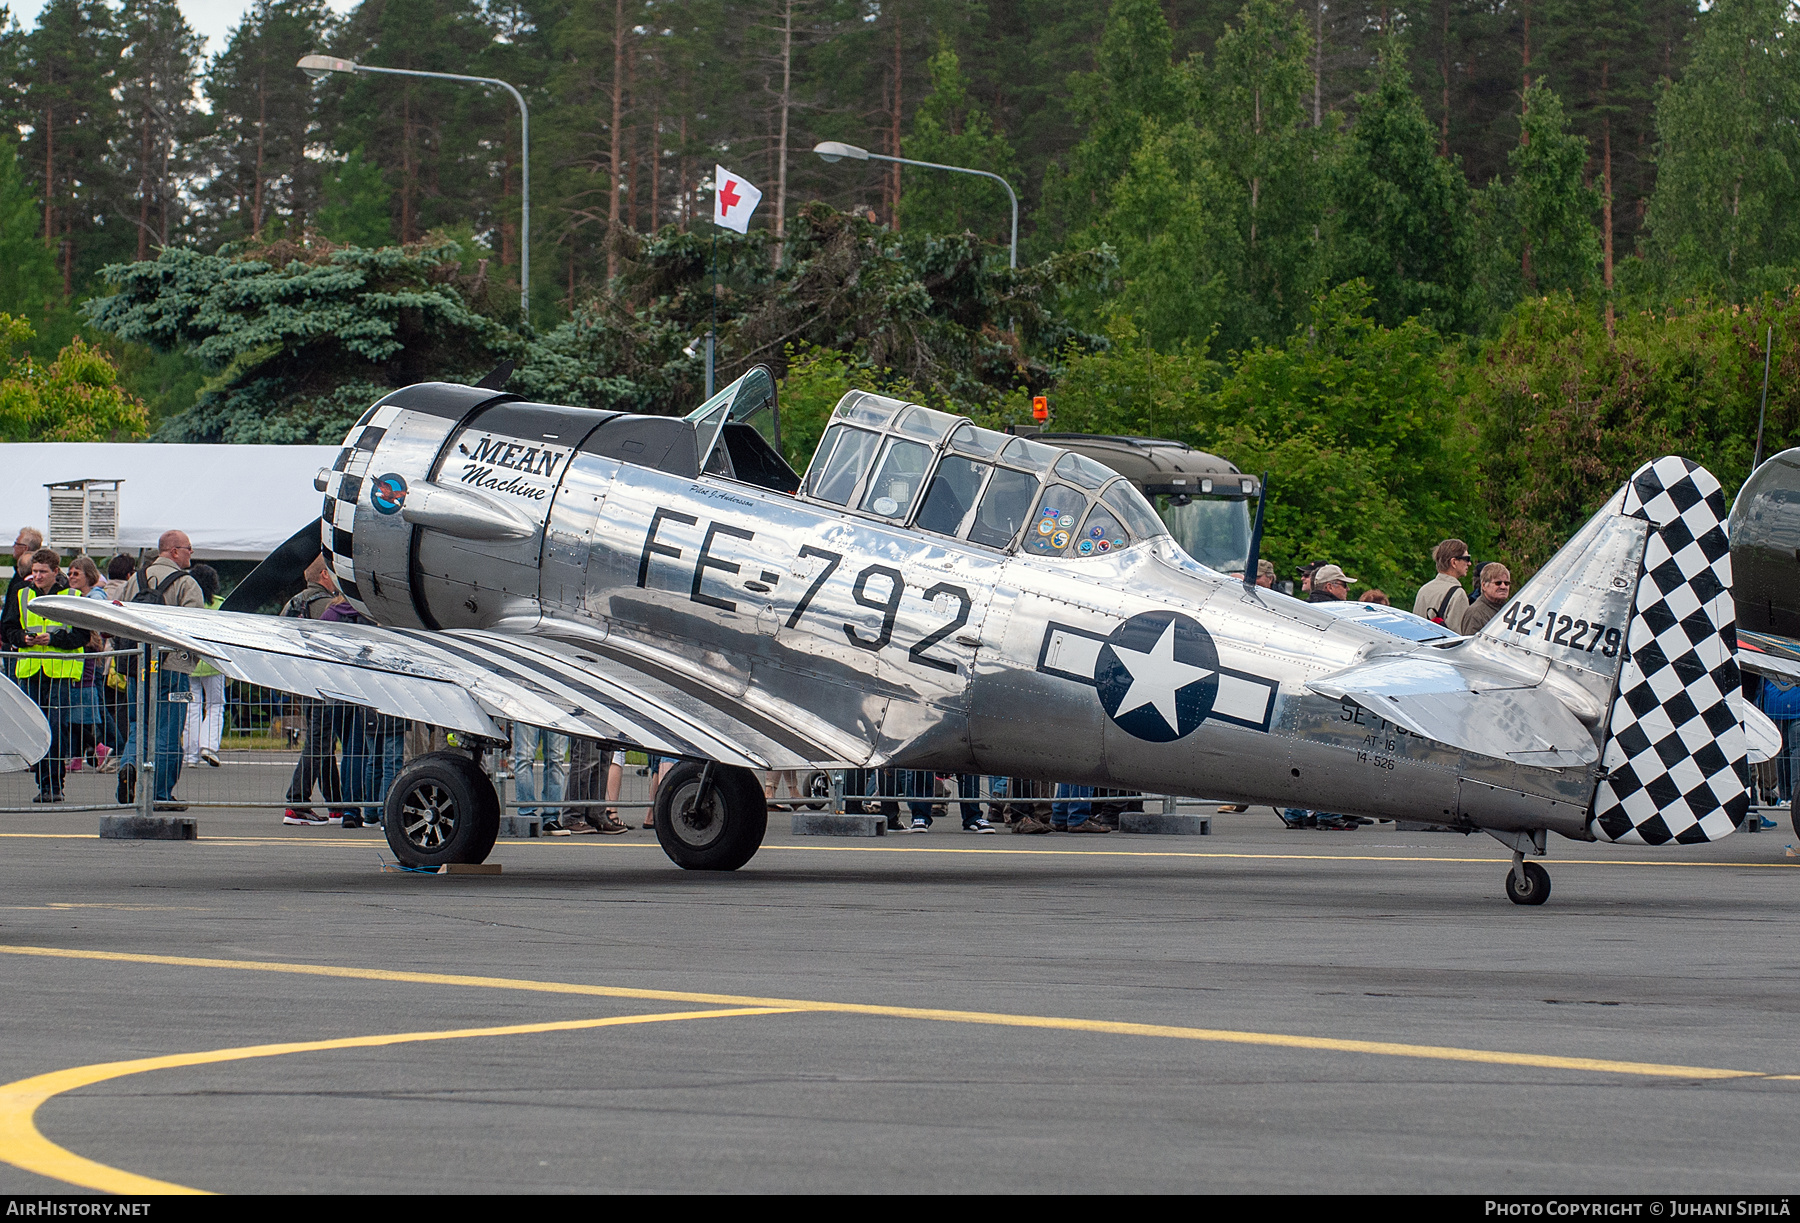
[28,596,847,771]
[1306,653,1600,768]
[0,674,52,773]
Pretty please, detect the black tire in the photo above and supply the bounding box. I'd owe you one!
[799,770,832,811]
[383,750,500,868]
[1791,806,1799,839]
[1504,860,1552,906]
[653,761,766,871]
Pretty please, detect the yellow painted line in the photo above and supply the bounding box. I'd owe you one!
[0,944,1772,1084]
[0,1006,794,1195]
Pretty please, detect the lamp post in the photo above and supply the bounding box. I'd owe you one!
[298,53,531,319]
[812,140,1018,268]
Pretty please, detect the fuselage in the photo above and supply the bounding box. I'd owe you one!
[328,380,1600,840]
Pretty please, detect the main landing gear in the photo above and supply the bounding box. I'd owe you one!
[383,750,500,868]
[1488,828,1552,906]
[653,761,768,871]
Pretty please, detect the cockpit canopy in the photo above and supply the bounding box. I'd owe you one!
[799,390,1167,558]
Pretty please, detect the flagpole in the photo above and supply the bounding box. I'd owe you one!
[707,223,717,398]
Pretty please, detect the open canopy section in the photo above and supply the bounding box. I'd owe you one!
[0,442,343,562]
[684,366,799,493]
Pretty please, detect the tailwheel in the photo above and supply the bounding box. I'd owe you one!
[383,750,500,868]
[653,761,767,871]
[1504,860,1552,906]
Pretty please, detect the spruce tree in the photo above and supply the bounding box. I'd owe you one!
[0,137,59,321]
[898,44,1020,245]
[316,148,395,248]
[1055,0,1184,237]
[1327,40,1474,333]
[1197,0,1328,347]
[1645,0,1800,295]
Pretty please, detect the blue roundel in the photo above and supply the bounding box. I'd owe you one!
[371,473,408,515]
[1094,610,1220,742]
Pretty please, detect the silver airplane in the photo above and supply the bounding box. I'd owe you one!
[14,367,1779,904]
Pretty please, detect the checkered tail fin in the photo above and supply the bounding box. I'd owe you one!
[1590,457,1747,845]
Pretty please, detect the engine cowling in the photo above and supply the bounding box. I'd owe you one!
[319,383,705,632]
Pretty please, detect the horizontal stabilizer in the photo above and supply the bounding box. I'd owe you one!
[1730,691,1782,765]
[0,674,52,772]
[1307,654,1599,768]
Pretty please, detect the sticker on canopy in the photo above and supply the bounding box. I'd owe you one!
[1058,514,1075,529]
[1036,519,1056,536]
[1052,530,1070,549]
[1078,539,1094,555]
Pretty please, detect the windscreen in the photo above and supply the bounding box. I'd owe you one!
[1156,495,1252,571]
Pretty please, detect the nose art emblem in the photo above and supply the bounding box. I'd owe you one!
[371,473,408,515]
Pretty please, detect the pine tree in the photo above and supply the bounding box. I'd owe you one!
[16,0,124,297]
[1327,40,1474,333]
[327,0,507,246]
[898,44,1020,246]
[1644,0,1800,295]
[116,0,204,260]
[200,0,335,243]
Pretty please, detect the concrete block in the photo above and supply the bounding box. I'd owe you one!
[498,815,542,838]
[1119,811,1210,835]
[99,815,197,841]
[791,812,886,837]
[440,863,501,875]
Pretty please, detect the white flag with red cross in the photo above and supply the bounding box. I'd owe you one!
[713,165,763,234]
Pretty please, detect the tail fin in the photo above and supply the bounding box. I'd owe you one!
[1474,456,1746,843]
[1595,458,1745,843]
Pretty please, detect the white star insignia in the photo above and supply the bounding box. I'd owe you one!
[1109,619,1215,732]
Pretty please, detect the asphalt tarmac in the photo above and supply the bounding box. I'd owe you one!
[1,804,1797,1195]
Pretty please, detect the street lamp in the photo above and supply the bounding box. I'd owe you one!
[298,54,531,319]
[813,140,1018,269]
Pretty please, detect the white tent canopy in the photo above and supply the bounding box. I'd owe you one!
[0,443,338,561]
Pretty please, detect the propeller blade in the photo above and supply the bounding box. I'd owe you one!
[221,518,322,614]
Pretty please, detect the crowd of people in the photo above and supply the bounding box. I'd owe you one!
[5,521,1534,830]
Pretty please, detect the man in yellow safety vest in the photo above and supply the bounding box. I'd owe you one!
[15,548,85,802]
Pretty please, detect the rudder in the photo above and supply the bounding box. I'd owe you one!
[1591,457,1746,844]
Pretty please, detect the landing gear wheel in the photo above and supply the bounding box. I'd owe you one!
[653,761,767,871]
[1791,806,1799,839]
[383,750,500,868]
[1504,860,1552,906]
[799,769,832,811]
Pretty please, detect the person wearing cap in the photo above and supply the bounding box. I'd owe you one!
[1413,539,1472,632]
[1308,564,1355,602]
